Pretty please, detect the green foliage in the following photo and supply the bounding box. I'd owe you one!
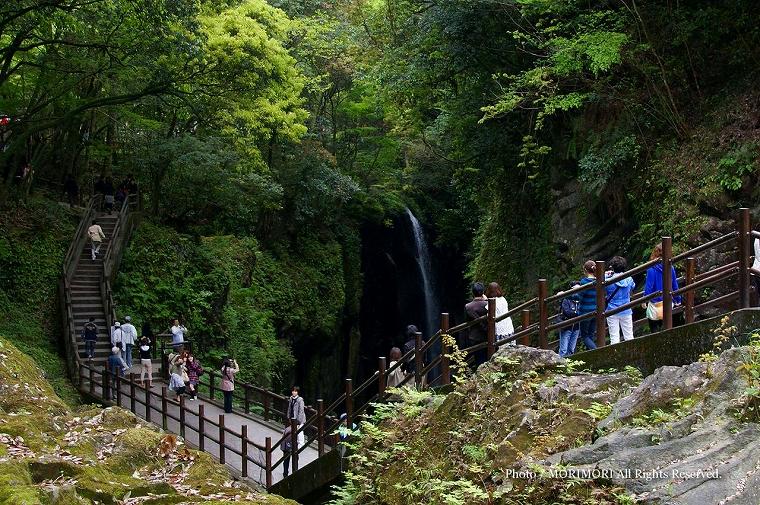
[581,402,612,421]
[712,143,758,191]
[0,198,79,404]
[578,136,641,196]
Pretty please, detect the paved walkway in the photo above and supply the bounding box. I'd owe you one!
[83,374,319,486]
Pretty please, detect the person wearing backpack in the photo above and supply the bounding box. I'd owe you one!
[605,256,636,344]
[81,317,99,359]
[557,285,581,357]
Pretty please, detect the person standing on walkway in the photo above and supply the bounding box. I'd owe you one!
[87,220,105,260]
[220,358,239,413]
[464,282,489,365]
[287,386,306,449]
[169,369,186,399]
[170,319,187,351]
[557,283,581,357]
[111,321,124,351]
[387,347,406,388]
[81,317,98,359]
[107,347,127,399]
[605,256,636,344]
[138,336,152,388]
[577,260,598,351]
[186,353,203,400]
[281,422,293,478]
[486,282,515,344]
[121,316,137,369]
[644,243,681,333]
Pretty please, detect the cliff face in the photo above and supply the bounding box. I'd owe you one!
[332,331,760,504]
[0,335,296,505]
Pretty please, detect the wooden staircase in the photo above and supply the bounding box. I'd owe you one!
[70,213,117,367]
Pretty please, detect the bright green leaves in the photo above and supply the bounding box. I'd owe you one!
[550,31,628,76]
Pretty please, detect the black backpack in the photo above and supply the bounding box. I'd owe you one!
[560,298,580,320]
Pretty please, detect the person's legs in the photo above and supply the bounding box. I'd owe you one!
[91,240,97,260]
[579,319,597,350]
[568,325,580,354]
[621,314,634,341]
[558,328,570,357]
[607,314,621,345]
[85,340,94,358]
[297,425,305,449]
[125,343,132,369]
[224,391,233,413]
[283,454,290,477]
[649,318,662,333]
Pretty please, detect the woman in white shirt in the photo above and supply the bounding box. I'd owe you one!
[386,347,406,388]
[753,231,760,306]
[486,282,515,345]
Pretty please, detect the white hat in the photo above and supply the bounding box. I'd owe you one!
[114,321,121,327]
[124,316,131,322]
[111,347,119,354]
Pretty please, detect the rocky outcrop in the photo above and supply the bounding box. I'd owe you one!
[335,336,760,504]
[0,335,296,505]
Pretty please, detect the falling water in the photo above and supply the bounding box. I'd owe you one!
[405,208,440,337]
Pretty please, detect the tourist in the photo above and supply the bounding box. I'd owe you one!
[170,319,187,351]
[486,282,515,344]
[87,219,105,260]
[121,315,137,369]
[577,260,598,351]
[169,369,186,399]
[81,317,98,359]
[220,358,239,413]
[107,347,127,400]
[557,283,580,357]
[138,336,152,388]
[286,386,306,449]
[402,325,424,376]
[103,177,115,213]
[386,347,405,388]
[605,256,636,344]
[644,243,681,332]
[281,422,293,478]
[111,321,123,350]
[337,413,358,465]
[464,282,489,365]
[186,353,203,400]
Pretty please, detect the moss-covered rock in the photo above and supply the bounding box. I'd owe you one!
[0,336,296,505]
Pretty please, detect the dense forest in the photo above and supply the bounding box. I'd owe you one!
[1,0,760,401]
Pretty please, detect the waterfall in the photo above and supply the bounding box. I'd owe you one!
[405,208,439,337]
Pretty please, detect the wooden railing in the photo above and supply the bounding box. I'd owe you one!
[101,193,138,332]
[62,205,757,489]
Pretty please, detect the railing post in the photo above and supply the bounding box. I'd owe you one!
[265,436,273,488]
[129,373,136,413]
[414,332,423,387]
[520,309,531,346]
[161,387,168,430]
[145,384,151,422]
[595,260,607,347]
[116,372,123,406]
[738,208,751,308]
[198,404,205,451]
[89,366,95,396]
[378,357,387,396]
[162,351,169,381]
[317,399,325,456]
[487,297,497,357]
[219,414,225,465]
[103,361,110,401]
[290,419,299,472]
[179,395,186,438]
[662,237,673,330]
[440,313,451,385]
[345,378,353,432]
[685,257,696,324]
[241,425,248,478]
[537,280,548,349]
[244,386,251,414]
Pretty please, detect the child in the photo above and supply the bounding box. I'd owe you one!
[169,369,186,399]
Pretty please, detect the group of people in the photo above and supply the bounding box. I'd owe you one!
[167,349,206,401]
[94,174,137,213]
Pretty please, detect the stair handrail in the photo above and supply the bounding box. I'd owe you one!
[101,193,139,330]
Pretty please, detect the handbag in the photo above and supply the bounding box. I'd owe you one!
[646,301,664,321]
